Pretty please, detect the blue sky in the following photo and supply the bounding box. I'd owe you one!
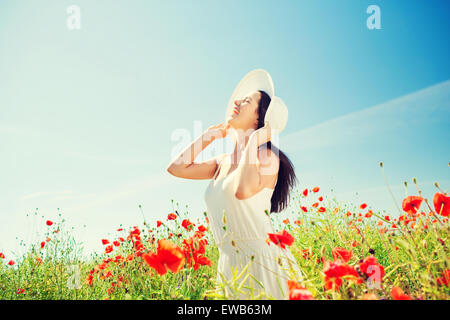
[1,0,449,257]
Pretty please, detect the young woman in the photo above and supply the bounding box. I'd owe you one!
[167,73,303,299]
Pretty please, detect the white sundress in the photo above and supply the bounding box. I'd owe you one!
[204,160,303,300]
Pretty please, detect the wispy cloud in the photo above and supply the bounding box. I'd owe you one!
[63,171,170,214]
[281,80,450,154]
[64,151,153,166]
[20,190,73,201]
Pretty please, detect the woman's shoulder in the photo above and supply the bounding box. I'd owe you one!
[215,153,229,165]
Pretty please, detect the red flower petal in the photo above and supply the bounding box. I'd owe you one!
[402,196,423,215]
[391,286,412,300]
[433,193,450,217]
[331,247,352,263]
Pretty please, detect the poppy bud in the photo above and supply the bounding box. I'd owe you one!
[277,257,283,266]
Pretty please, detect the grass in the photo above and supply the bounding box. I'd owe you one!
[1,167,449,300]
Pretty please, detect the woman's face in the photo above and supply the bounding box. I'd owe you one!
[226,91,261,131]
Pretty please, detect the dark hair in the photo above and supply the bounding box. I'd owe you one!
[257,90,298,213]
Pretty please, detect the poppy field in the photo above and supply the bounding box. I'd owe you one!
[1,164,449,300]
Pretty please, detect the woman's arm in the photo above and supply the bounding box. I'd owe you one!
[234,124,279,199]
[166,123,229,180]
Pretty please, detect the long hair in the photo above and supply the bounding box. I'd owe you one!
[257,90,298,213]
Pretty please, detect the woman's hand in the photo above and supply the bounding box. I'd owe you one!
[250,121,272,146]
[205,122,231,142]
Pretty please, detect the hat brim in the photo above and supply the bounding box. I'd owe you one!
[226,69,274,117]
[226,69,288,134]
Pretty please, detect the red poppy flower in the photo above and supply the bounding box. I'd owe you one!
[402,196,423,215]
[267,230,294,249]
[113,241,120,247]
[182,219,194,231]
[287,280,314,300]
[302,189,308,197]
[360,203,367,210]
[318,207,326,213]
[142,239,185,276]
[324,276,343,291]
[436,269,449,287]
[331,247,352,263]
[182,236,210,271]
[130,227,141,237]
[114,255,124,263]
[323,260,361,291]
[197,225,207,233]
[433,192,450,217]
[156,220,162,227]
[282,219,289,224]
[323,260,359,278]
[301,206,308,213]
[312,202,319,208]
[391,286,412,300]
[40,241,45,249]
[0,253,4,259]
[86,274,93,286]
[359,256,385,283]
[167,213,177,220]
[133,240,144,252]
[8,260,15,266]
[196,256,212,267]
[104,245,113,254]
[16,288,25,294]
[318,196,323,201]
[101,239,109,245]
[46,220,53,226]
[312,187,320,193]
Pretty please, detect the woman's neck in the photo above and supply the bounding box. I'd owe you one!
[230,127,255,163]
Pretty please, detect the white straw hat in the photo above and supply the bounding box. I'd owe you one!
[225,69,288,134]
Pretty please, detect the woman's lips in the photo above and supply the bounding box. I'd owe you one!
[233,107,240,114]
